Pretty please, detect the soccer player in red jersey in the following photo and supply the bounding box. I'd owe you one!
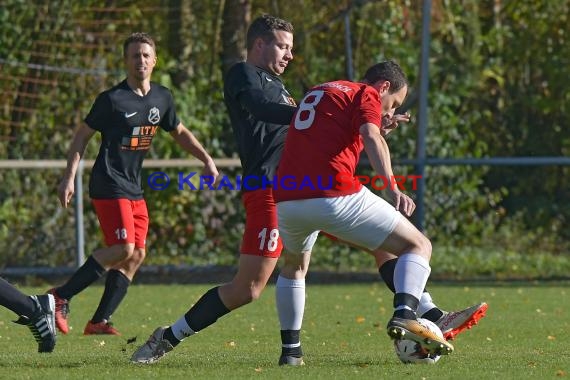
[50,32,218,336]
[273,60,480,356]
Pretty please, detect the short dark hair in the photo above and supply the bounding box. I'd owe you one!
[246,14,293,51]
[123,32,156,57]
[363,60,408,93]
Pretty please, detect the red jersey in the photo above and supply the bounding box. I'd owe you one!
[274,80,382,202]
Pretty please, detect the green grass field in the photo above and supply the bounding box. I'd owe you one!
[0,282,569,379]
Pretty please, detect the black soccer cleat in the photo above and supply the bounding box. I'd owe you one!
[278,355,305,366]
[14,294,57,353]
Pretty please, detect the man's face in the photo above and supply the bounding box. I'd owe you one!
[380,85,408,118]
[259,30,293,76]
[124,42,157,81]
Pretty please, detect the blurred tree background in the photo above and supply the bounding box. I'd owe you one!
[0,0,569,278]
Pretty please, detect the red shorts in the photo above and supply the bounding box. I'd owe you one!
[240,188,283,258]
[92,198,149,249]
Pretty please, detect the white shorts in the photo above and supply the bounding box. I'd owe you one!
[277,187,401,253]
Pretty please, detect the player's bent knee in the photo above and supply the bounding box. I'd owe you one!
[113,243,136,261]
[418,235,432,259]
[403,231,432,259]
[238,290,259,305]
[131,248,146,265]
[228,287,262,307]
[249,284,266,302]
[286,251,310,269]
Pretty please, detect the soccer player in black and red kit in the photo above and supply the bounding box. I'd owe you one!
[50,32,218,336]
[131,14,301,365]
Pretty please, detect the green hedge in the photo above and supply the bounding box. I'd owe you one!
[1,1,568,274]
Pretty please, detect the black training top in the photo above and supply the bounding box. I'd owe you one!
[85,80,179,200]
[223,62,297,190]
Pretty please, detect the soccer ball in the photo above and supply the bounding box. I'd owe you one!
[393,318,444,364]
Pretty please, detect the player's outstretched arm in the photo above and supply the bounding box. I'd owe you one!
[58,123,96,208]
[360,122,395,180]
[360,122,415,216]
[169,123,219,183]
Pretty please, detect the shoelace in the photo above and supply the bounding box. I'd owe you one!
[145,332,169,354]
[56,299,69,318]
[144,333,159,350]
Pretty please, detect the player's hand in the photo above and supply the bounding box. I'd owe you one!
[381,112,410,136]
[58,177,75,208]
[201,159,220,188]
[387,187,416,217]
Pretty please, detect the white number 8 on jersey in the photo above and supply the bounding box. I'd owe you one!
[294,90,324,130]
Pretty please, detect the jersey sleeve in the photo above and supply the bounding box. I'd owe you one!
[225,63,296,125]
[352,86,382,132]
[84,92,112,132]
[239,89,297,125]
[159,88,180,132]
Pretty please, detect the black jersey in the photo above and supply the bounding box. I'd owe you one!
[85,80,179,200]
[223,62,297,190]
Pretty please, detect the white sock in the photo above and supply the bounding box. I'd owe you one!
[171,315,196,341]
[394,253,431,302]
[275,275,305,330]
[417,291,438,316]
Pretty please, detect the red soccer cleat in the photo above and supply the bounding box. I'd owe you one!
[46,288,70,335]
[436,302,488,341]
[83,320,121,335]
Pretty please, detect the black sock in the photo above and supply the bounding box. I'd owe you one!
[57,255,106,300]
[421,307,444,322]
[393,293,419,320]
[163,328,180,347]
[281,330,303,357]
[91,270,130,323]
[378,258,397,293]
[184,287,231,332]
[0,277,38,317]
[379,258,429,294]
[161,287,231,348]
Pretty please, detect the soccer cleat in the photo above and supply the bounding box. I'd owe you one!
[14,294,57,353]
[387,317,454,356]
[278,355,305,366]
[130,327,174,364]
[83,320,121,335]
[46,288,70,334]
[435,302,488,341]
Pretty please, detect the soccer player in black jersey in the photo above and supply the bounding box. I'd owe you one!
[0,277,56,352]
[131,14,301,365]
[131,15,486,365]
[49,32,218,336]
